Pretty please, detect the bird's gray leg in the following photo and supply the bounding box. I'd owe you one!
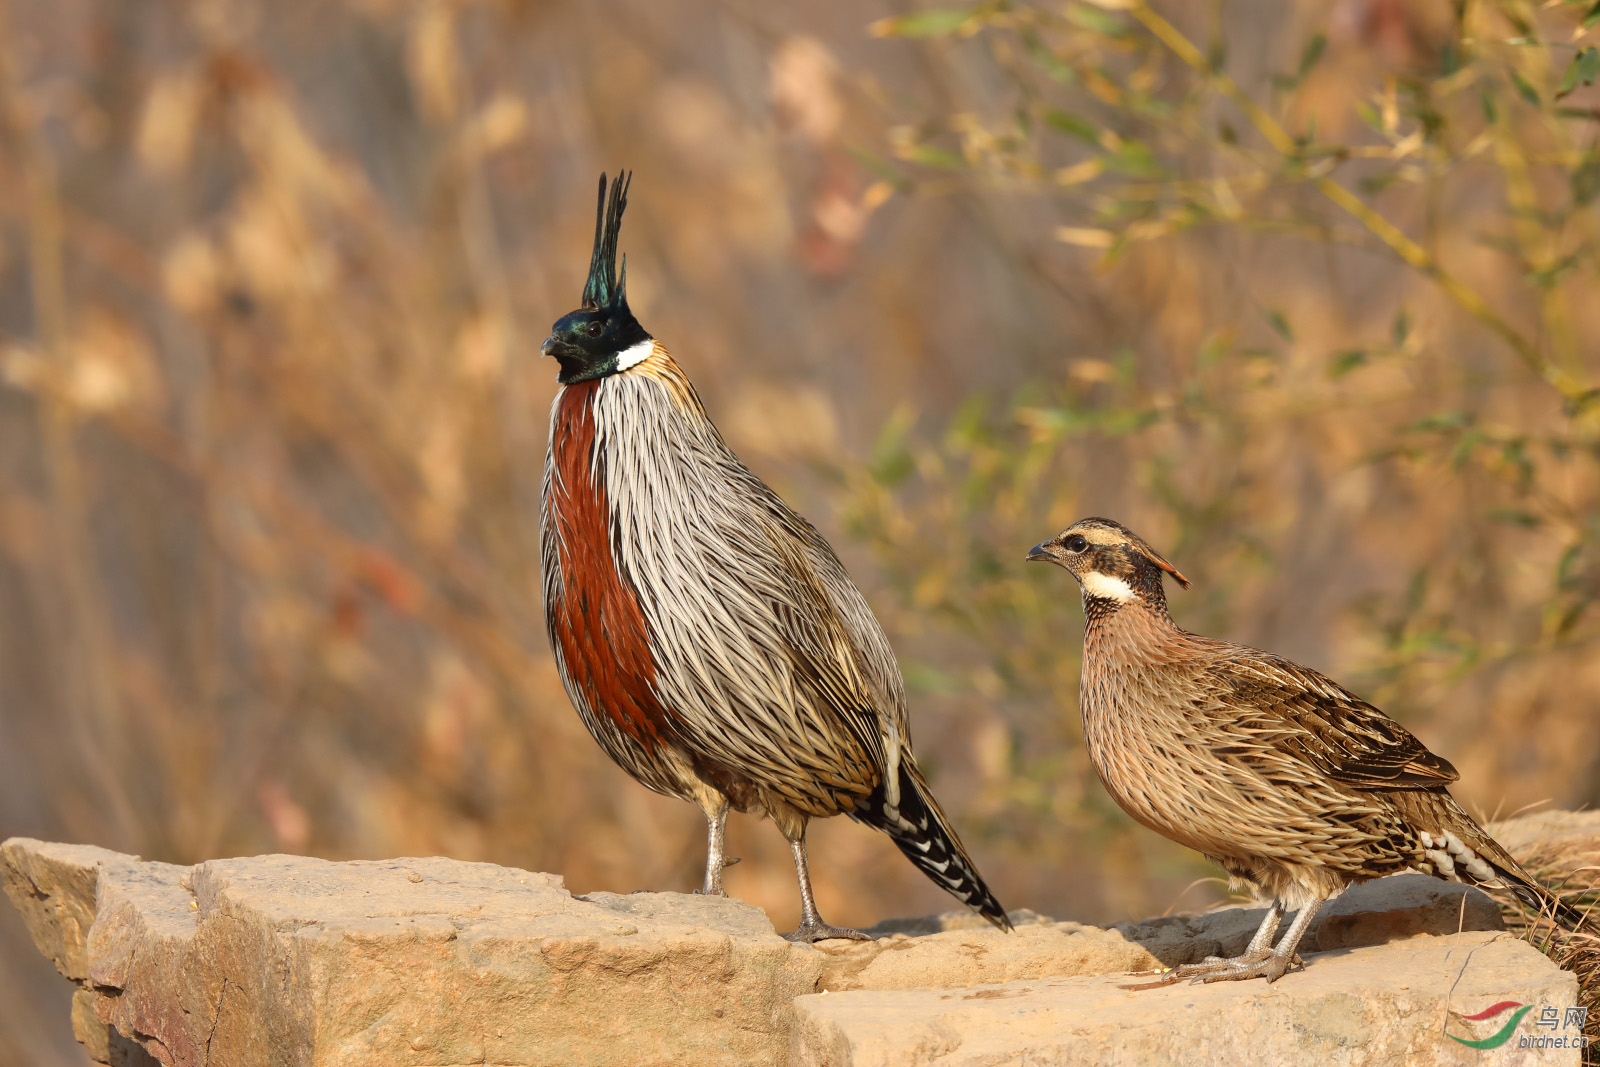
[1181,900,1284,966]
[783,830,871,944]
[1127,901,1280,986]
[1178,896,1323,984]
[1127,898,1321,989]
[694,797,732,896]
[1242,900,1284,957]
[692,790,736,897]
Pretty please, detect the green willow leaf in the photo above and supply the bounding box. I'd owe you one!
[1297,33,1327,79]
[873,9,974,38]
[1043,109,1099,144]
[1510,68,1541,105]
[908,144,966,170]
[1557,47,1599,98]
[1329,349,1368,378]
[1265,307,1294,341]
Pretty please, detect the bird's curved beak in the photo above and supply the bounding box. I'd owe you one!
[540,334,559,357]
[1026,542,1056,563]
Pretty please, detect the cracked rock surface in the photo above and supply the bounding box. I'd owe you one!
[794,932,1575,1067]
[3,841,820,1066]
[0,824,1573,1067]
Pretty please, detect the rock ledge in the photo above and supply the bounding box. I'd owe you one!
[0,828,1580,1067]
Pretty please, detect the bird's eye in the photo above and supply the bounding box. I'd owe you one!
[1065,534,1089,553]
[584,321,605,338]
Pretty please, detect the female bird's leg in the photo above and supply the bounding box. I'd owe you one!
[693,789,735,897]
[1172,897,1323,984]
[782,822,871,943]
[1128,898,1324,989]
[1242,900,1284,956]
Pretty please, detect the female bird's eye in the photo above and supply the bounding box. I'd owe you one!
[585,321,605,338]
[1065,534,1089,553]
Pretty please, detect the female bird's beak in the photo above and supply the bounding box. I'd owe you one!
[1026,542,1056,563]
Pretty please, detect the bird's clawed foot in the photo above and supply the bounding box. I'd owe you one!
[1180,948,1303,984]
[781,833,871,943]
[1123,949,1304,990]
[784,920,873,944]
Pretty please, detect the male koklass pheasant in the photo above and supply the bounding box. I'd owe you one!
[1028,517,1583,983]
[539,173,1009,941]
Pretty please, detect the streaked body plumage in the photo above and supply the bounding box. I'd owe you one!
[543,344,896,823]
[1080,603,1513,909]
[1030,517,1581,982]
[540,175,1007,939]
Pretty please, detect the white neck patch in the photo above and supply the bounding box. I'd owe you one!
[1080,572,1136,602]
[615,339,654,372]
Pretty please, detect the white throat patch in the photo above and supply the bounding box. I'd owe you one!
[616,339,654,372]
[1080,572,1136,602]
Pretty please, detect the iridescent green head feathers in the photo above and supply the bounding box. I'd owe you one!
[542,171,651,385]
[583,171,631,311]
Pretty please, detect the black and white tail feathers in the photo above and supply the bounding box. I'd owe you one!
[1491,861,1589,931]
[856,758,1012,931]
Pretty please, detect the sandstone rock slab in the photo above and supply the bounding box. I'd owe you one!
[816,913,1156,992]
[792,932,1579,1067]
[826,872,1504,992]
[0,830,1565,1067]
[1108,872,1504,969]
[0,839,129,981]
[2,839,824,1067]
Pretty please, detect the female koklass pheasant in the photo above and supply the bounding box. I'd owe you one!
[539,174,1009,942]
[1028,517,1583,983]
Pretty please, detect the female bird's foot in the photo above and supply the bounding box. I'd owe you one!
[1180,949,1303,983]
[1124,896,1322,989]
[693,887,728,898]
[1124,949,1304,989]
[784,920,873,944]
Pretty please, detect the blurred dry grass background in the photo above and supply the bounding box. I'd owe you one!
[2,0,1599,1061]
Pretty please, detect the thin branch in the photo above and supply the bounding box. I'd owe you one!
[1127,0,1591,404]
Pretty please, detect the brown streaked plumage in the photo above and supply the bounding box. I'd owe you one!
[539,173,1009,941]
[1028,516,1583,984]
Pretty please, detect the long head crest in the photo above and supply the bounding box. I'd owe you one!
[582,172,631,311]
[541,171,651,385]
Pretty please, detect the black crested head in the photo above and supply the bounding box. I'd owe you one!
[541,172,652,385]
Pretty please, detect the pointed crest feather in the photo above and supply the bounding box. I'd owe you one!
[1149,550,1190,589]
[583,172,632,311]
